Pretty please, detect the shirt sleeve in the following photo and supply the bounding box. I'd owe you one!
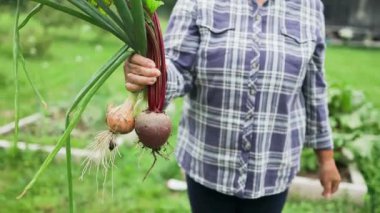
[163,0,199,106]
[302,3,334,150]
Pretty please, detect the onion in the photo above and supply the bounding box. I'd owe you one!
[106,100,135,134]
[81,99,135,181]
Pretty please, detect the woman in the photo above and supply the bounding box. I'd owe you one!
[124,0,341,212]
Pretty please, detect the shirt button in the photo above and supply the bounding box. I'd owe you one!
[243,142,251,151]
[249,87,256,96]
[252,62,259,70]
[245,112,253,120]
[256,15,261,22]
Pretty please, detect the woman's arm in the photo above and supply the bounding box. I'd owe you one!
[164,0,200,104]
[302,2,333,150]
[302,1,341,198]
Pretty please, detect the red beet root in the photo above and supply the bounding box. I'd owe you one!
[135,111,171,150]
[137,12,171,180]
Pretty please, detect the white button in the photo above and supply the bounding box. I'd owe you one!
[243,142,251,151]
[256,15,261,22]
[252,62,259,70]
[245,113,253,120]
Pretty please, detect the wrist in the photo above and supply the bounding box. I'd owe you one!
[315,149,334,165]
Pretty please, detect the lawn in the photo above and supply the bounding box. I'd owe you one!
[325,44,380,108]
[0,148,365,213]
[0,13,379,212]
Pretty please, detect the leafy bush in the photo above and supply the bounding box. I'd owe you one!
[328,83,380,133]
[0,13,52,58]
[301,82,380,209]
[356,140,380,211]
[301,83,380,170]
[32,3,80,28]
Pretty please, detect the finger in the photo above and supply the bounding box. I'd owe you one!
[130,54,156,68]
[125,82,144,92]
[331,180,340,194]
[128,63,161,77]
[126,73,157,86]
[321,181,332,198]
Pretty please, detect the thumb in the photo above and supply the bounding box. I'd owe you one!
[322,180,332,198]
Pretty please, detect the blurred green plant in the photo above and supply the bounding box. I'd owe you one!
[328,83,380,133]
[302,82,380,166]
[355,140,380,212]
[0,73,10,88]
[301,82,380,210]
[0,12,52,58]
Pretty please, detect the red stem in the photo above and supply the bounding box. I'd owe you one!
[146,28,155,111]
[154,14,167,110]
[146,12,167,113]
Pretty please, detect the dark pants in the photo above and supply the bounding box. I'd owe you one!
[186,175,288,213]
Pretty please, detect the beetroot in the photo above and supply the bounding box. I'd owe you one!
[135,111,172,181]
[135,111,171,150]
[134,11,172,180]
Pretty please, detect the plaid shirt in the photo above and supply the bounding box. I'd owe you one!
[164,0,333,198]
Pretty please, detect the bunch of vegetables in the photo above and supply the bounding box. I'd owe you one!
[13,0,171,211]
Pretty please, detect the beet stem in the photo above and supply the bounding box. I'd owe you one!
[155,13,167,111]
[145,12,167,113]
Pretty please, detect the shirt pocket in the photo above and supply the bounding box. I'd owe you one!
[194,7,237,107]
[196,8,236,70]
[279,23,316,79]
[198,19,235,34]
[281,24,316,44]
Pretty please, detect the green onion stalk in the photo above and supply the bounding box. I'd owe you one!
[14,0,167,212]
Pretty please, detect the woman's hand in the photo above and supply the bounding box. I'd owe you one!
[316,150,341,198]
[124,54,161,92]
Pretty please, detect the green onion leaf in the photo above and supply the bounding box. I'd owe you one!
[113,0,137,47]
[69,0,130,43]
[17,45,130,200]
[96,0,124,28]
[19,53,47,108]
[18,3,44,30]
[143,0,164,15]
[130,0,147,56]
[12,0,21,156]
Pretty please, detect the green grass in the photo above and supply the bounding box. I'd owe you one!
[0,147,189,213]
[0,35,125,125]
[284,197,367,213]
[325,45,380,108]
[0,147,366,213]
[0,13,378,212]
